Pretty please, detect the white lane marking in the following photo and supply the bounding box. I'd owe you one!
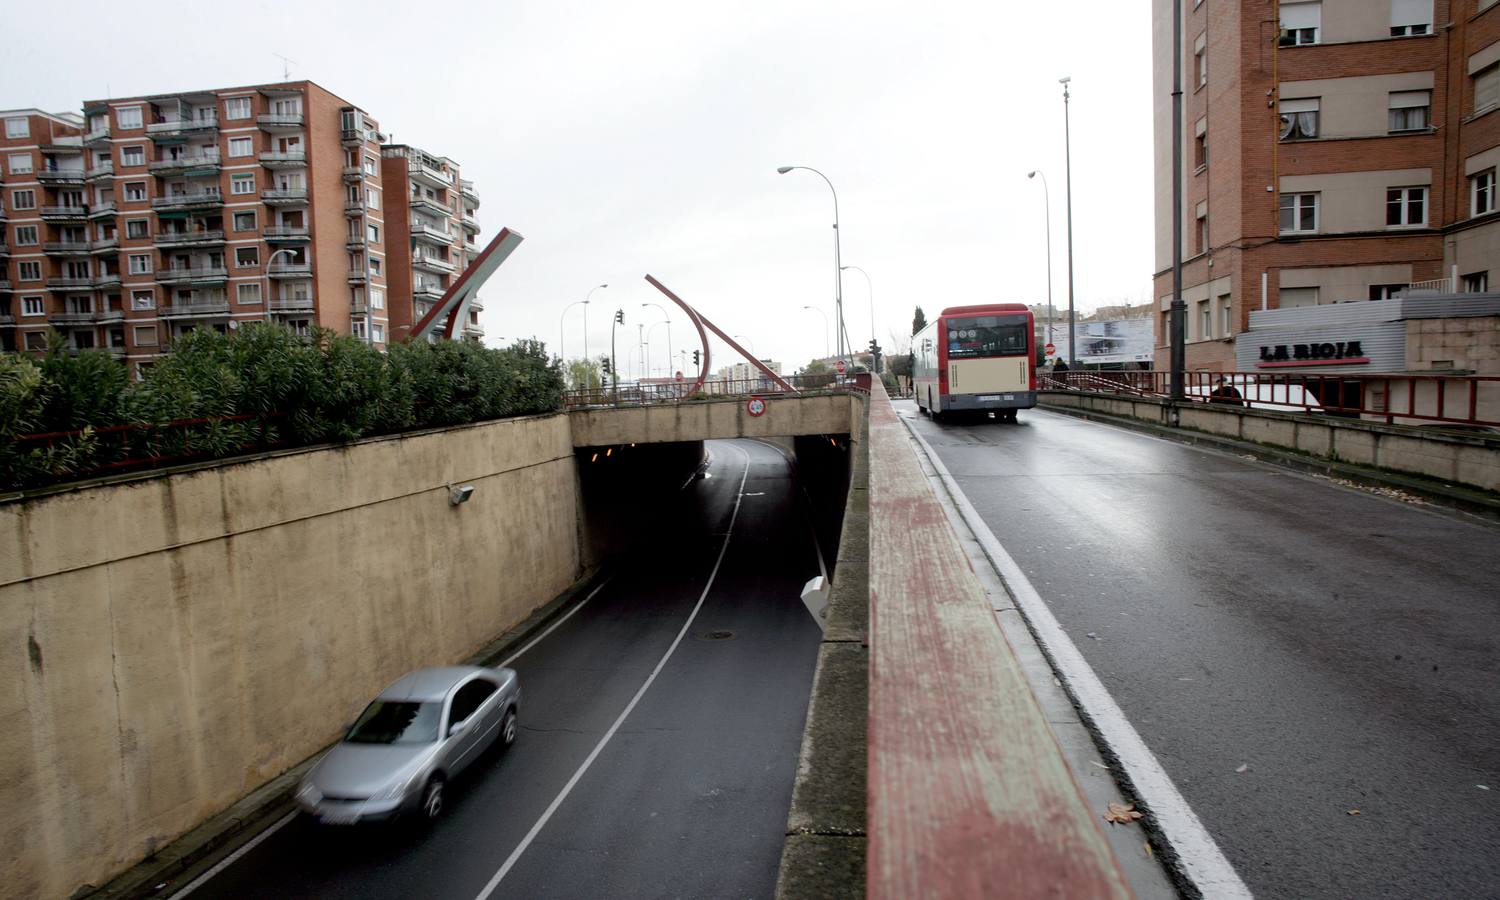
[499,578,614,668]
[746,439,828,583]
[472,445,755,900]
[901,416,1253,899]
[171,811,298,897]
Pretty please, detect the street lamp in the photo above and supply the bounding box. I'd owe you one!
[560,284,607,380]
[264,247,299,331]
[840,265,874,350]
[802,305,829,358]
[1060,77,1077,370]
[734,334,756,357]
[641,302,672,377]
[645,319,670,378]
[1027,171,1054,351]
[777,165,846,364]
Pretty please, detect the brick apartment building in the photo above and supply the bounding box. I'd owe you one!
[1152,0,1500,370]
[0,81,483,376]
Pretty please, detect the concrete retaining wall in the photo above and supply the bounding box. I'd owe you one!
[1042,392,1500,492]
[0,414,581,900]
[568,393,854,446]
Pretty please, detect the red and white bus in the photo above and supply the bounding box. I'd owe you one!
[913,304,1037,422]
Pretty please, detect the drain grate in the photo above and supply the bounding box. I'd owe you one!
[699,630,735,641]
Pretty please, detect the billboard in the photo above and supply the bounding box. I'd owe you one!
[1043,318,1155,365]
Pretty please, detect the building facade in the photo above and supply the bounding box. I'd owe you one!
[1,81,483,375]
[1152,0,1500,371]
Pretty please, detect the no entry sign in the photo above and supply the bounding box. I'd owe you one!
[1045,343,1056,356]
[746,397,767,417]
[835,359,847,375]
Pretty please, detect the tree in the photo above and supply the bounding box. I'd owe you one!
[912,306,927,336]
[564,357,603,391]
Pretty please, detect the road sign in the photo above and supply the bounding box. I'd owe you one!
[1045,343,1056,356]
[675,370,683,382]
[835,359,847,375]
[746,397,767,417]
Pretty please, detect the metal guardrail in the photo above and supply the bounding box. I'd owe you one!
[563,373,869,407]
[1043,369,1500,429]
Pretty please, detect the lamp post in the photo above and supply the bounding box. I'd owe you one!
[264,247,298,331]
[734,334,756,357]
[641,302,672,378]
[802,305,829,358]
[1169,0,1186,398]
[646,319,671,379]
[559,283,606,376]
[1027,171,1054,352]
[777,165,846,364]
[1061,77,1077,370]
[840,265,874,352]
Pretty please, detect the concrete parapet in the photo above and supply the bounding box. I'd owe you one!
[569,393,854,447]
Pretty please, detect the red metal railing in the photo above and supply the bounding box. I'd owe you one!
[563,373,871,408]
[1040,369,1500,429]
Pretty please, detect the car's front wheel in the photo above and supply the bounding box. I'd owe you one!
[501,707,518,749]
[420,776,445,820]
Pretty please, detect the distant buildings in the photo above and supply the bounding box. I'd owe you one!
[1152,0,1500,370]
[1,81,484,377]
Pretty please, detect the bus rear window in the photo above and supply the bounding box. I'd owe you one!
[945,315,1029,358]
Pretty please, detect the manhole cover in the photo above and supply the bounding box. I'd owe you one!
[699,630,735,641]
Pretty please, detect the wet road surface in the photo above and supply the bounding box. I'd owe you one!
[904,402,1500,900]
[179,439,823,900]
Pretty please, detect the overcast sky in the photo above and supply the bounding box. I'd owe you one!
[3,0,1153,377]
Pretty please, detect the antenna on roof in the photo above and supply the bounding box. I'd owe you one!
[274,53,298,81]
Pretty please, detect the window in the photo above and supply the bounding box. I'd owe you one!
[1390,0,1431,35]
[1197,210,1209,254]
[235,247,259,268]
[1198,299,1212,339]
[7,153,31,175]
[1220,294,1233,336]
[121,145,145,167]
[352,319,368,339]
[18,261,41,281]
[224,97,251,120]
[1388,91,1430,132]
[1280,287,1320,308]
[366,188,380,210]
[1369,283,1408,300]
[229,137,254,158]
[134,325,159,346]
[230,174,255,195]
[367,223,380,242]
[1473,169,1497,216]
[236,282,262,305]
[1463,271,1489,293]
[370,286,385,309]
[448,679,497,726]
[128,253,153,275]
[21,296,45,316]
[1280,1,1320,44]
[1477,64,1500,114]
[1386,187,1427,226]
[124,182,147,202]
[12,189,35,210]
[1279,192,1318,233]
[14,225,38,246]
[1194,33,1207,88]
[5,117,30,138]
[271,97,303,116]
[370,258,382,276]
[116,106,142,129]
[371,324,385,343]
[131,290,154,310]
[233,210,257,231]
[126,219,149,239]
[363,155,378,175]
[1194,124,1208,167]
[1279,98,1319,140]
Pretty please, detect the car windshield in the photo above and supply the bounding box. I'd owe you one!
[345,700,441,745]
[945,315,1029,358]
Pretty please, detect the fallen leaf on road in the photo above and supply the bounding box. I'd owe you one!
[1235,764,1250,774]
[1144,841,1154,858]
[1089,761,1111,770]
[1104,802,1144,825]
[1479,785,1490,791]
[1347,809,1361,816]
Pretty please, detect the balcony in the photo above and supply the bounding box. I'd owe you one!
[85,162,114,180]
[345,234,368,250]
[41,206,90,222]
[270,296,315,313]
[0,313,15,326]
[342,165,364,183]
[154,229,225,248]
[410,221,452,245]
[152,191,223,212]
[149,154,221,175]
[40,136,83,152]
[94,273,122,289]
[156,266,229,285]
[84,126,111,145]
[260,151,307,169]
[413,283,446,300]
[160,300,230,319]
[37,169,87,186]
[347,268,369,284]
[463,321,485,337]
[408,160,452,190]
[91,237,119,254]
[0,280,11,292]
[0,240,8,256]
[45,276,95,291]
[98,308,124,323]
[261,189,308,206]
[349,298,369,314]
[267,262,313,278]
[89,201,117,219]
[44,241,94,256]
[264,227,310,243]
[409,195,450,217]
[257,113,305,131]
[340,128,364,147]
[344,198,366,217]
[412,255,455,274]
[51,309,99,325]
[147,118,218,140]
[460,215,479,234]
[460,179,479,208]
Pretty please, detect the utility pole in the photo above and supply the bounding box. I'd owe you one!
[1170,0,1186,398]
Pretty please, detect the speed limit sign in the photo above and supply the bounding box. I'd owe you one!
[746,397,767,417]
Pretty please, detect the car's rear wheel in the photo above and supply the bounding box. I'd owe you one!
[420,776,445,820]
[501,707,518,749]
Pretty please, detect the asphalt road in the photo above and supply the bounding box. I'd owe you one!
[179,439,824,900]
[903,402,1500,900]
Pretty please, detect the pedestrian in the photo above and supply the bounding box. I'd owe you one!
[1209,376,1245,407]
[1053,358,1069,374]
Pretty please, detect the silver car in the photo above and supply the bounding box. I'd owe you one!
[295,666,521,825]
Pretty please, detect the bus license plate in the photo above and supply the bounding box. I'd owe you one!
[978,395,999,402]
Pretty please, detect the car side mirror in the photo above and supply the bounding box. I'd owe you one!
[448,719,467,738]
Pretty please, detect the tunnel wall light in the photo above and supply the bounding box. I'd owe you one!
[448,484,475,506]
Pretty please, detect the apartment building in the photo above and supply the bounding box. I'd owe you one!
[1,81,484,373]
[381,143,484,342]
[1152,0,1500,370]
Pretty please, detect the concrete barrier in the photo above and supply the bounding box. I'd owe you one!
[568,393,854,446]
[0,414,581,900]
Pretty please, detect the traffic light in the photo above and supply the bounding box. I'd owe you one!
[692,349,701,366]
[601,357,612,375]
[868,340,883,373]
[614,309,624,324]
